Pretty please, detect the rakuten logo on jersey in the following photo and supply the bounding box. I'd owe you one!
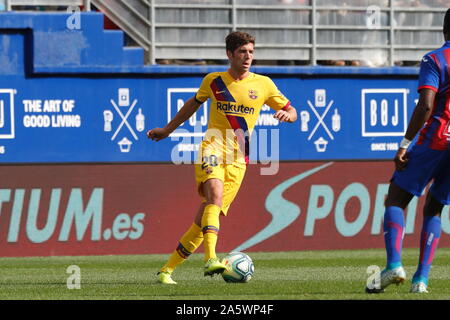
[217,101,255,115]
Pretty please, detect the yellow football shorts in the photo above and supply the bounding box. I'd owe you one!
[194,159,246,216]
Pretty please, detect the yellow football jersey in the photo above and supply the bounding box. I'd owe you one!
[195,71,290,165]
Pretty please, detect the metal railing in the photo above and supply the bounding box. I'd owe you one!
[5,0,449,66]
[5,0,90,11]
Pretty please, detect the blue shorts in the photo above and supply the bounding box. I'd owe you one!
[392,144,450,205]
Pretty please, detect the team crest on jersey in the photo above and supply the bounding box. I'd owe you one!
[248,89,258,99]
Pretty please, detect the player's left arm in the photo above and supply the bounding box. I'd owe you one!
[273,106,297,123]
[264,77,297,123]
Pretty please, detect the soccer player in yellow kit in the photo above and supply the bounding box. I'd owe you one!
[147,31,297,284]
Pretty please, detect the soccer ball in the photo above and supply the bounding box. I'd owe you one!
[221,252,254,283]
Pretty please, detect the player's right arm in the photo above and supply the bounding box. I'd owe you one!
[394,88,436,171]
[394,54,439,171]
[147,97,202,141]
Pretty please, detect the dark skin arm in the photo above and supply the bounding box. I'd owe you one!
[395,88,436,171]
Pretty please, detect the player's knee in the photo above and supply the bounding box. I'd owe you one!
[384,195,407,209]
[385,198,408,209]
[423,195,444,217]
[385,183,413,209]
[203,184,223,207]
[203,179,223,202]
[206,196,222,208]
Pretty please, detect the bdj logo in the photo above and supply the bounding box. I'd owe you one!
[361,89,408,137]
[0,89,16,139]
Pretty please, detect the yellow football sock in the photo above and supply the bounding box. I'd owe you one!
[160,223,203,274]
[201,204,221,261]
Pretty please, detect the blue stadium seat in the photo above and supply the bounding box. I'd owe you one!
[0,12,144,73]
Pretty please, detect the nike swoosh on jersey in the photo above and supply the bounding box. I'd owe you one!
[210,76,236,102]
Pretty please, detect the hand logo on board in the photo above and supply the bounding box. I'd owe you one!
[301,89,342,153]
[103,88,145,153]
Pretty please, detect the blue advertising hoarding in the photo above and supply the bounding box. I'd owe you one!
[0,12,422,164]
[0,74,420,163]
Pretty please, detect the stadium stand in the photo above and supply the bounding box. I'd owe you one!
[2,0,449,66]
[0,10,144,72]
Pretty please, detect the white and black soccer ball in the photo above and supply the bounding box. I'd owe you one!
[221,252,254,283]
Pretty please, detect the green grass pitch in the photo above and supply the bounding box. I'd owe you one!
[0,248,449,300]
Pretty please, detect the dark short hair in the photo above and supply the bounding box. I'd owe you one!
[444,8,450,35]
[225,31,255,53]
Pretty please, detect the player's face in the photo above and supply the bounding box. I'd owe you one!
[228,42,254,73]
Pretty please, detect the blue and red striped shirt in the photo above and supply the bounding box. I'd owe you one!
[417,41,450,150]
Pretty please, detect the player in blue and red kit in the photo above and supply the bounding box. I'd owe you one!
[367,8,450,294]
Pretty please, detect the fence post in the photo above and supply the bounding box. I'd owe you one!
[150,0,155,64]
[83,0,91,12]
[389,0,395,66]
[231,0,237,32]
[311,0,317,66]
